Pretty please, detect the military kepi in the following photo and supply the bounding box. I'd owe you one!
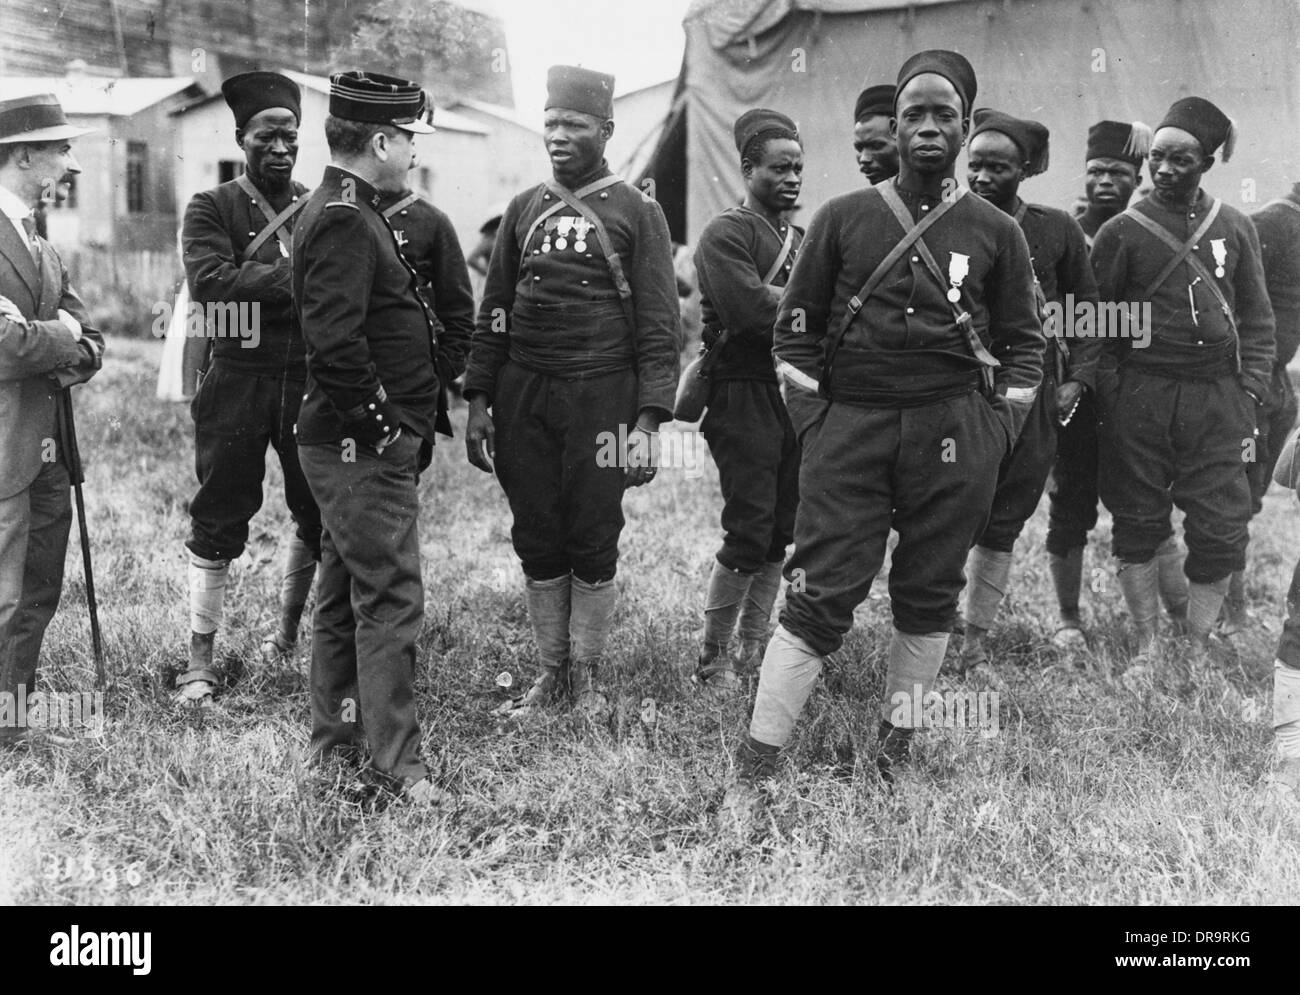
[896,50,976,113]
[329,71,435,133]
[854,84,895,122]
[0,93,94,144]
[221,71,302,128]
[1156,96,1235,161]
[545,65,615,119]
[1085,119,1152,167]
[734,108,798,155]
[972,108,1050,176]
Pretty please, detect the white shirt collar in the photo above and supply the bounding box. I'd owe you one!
[0,184,34,224]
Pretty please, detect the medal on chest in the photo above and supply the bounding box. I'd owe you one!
[1210,238,1227,279]
[947,252,970,303]
[555,216,573,251]
[573,217,592,254]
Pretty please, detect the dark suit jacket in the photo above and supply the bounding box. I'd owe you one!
[0,213,103,500]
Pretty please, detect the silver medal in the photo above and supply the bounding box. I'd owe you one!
[946,287,961,303]
[574,240,587,253]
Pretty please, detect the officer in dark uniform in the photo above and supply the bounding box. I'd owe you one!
[956,109,1099,679]
[690,109,804,694]
[1093,97,1275,660]
[463,65,680,721]
[722,51,1043,824]
[177,72,322,707]
[293,71,468,803]
[1047,119,1193,645]
[852,84,899,185]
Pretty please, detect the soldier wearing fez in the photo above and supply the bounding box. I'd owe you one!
[690,109,804,694]
[176,72,321,706]
[955,109,1099,679]
[1093,97,1274,663]
[464,65,680,722]
[0,93,103,748]
[1045,120,1195,646]
[294,71,468,804]
[851,83,899,185]
[722,50,1043,823]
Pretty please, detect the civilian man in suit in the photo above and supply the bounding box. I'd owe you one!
[0,94,103,749]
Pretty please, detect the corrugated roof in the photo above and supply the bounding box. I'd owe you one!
[444,97,542,133]
[0,74,200,116]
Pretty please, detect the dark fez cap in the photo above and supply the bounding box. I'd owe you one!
[854,84,895,122]
[221,71,302,129]
[1156,96,1236,161]
[329,71,435,133]
[972,108,1051,176]
[896,50,976,114]
[734,108,799,154]
[1085,120,1152,166]
[545,65,615,119]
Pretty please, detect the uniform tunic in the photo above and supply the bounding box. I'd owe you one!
[977,200,1099,553]
[773,181,1044,650]
[694,206,803,573]
[1247,187,1300,510]
[292,165,465,787]
[379,188,476,421]
[182,176,322,562]
[464,162,680,583]
[1093,189,1276,581]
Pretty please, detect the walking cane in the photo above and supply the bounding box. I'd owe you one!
[58,388,105,688]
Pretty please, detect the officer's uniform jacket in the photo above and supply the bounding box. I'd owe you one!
[293,165,462,447]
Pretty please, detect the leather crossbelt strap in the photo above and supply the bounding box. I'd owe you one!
[1127,198,1222,300]
[817,184,963,392]
[704,220,796,379]
[542,176,637,334]
[876,181,1000,392]
[382,192,421,219]
[1124,200,1239,370]
[236,173,305,260]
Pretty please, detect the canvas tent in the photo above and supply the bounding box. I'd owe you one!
[637,0,1300,243]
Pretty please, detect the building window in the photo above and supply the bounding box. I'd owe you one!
[218,160,245,184]
[126,141,147,213]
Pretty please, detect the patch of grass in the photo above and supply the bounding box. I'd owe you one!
[3,339,1298,905]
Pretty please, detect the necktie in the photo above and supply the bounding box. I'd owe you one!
[20,215,40,265]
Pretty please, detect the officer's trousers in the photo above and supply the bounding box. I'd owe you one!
[298,431,427,787]
[1098,366,1253,582]
[779,389,1009,655]
[493,362,638,584]
[700,378,799,573]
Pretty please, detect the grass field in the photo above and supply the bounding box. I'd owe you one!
[3,337,1299,905]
